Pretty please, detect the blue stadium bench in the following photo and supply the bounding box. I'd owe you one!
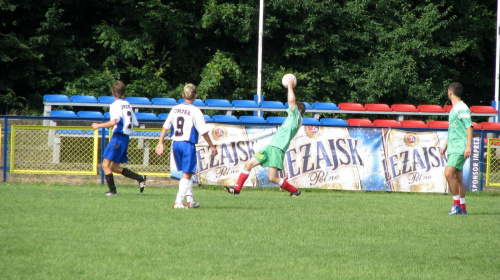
[212,115,240,124]
[239,116,268,124]
[71,95,98,104]
[98,96,115,104]
[266,116,287,124]
[178,98,206,107]
[320,118,348,126]
[302,117,321,125]
[77,111,104,119]
[126,97,152,105]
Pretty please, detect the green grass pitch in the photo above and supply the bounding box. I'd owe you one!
[0,183,499,279]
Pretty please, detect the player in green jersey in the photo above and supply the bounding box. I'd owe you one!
[440,82,473,215]
[225,78,306,197]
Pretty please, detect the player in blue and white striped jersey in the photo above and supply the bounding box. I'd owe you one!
[92,80,147,195]
[156,83,218,209]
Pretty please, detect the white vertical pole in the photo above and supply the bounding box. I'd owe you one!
[256,0,264,117]
[495,0,500,121]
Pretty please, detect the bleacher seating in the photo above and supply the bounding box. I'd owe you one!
[126,97,152,105]
[44,94,72,103]
[77,111,104,119]
[151,98,178,106]
[211,115,239,123]
[302,117,321,125]
[232,100,259,109]
[365,103,392,112]
[98,96,115,104]
[391,104,418,112]
[320,118,348,126]
[239,116,267,124]
[400,120,427,128]
[480,122,500,130]
[470,106,498,114]
[427,120,449,129]
[417,104,445,113]
[50,110,77,118]
[339,103,365,111]
[204,115,212,122]
[373,119,400,127]
[158,113,169,121]
[266,116,287,124]
[178,98,205,106]
[205,99,233,108]
[347,118,373,126]
[259,101,286,110]
[135,112,159,121]
[71,95,98,104]
[43,94,500,128]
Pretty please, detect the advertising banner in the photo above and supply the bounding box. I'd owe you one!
[170,124,478,193]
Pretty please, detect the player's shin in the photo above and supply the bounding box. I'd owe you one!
[278,178,298,193]
[234,170,250,192]
[105,173,117,193]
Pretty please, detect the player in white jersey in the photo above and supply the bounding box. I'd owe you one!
[92,80,147,195]
[156,83,218,209]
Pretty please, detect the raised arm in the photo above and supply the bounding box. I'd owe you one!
[287,79,296,111]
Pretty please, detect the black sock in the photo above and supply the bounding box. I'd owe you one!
[105,173,117,192]
[121,168,144,182]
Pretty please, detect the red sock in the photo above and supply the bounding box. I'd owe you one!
[453,199,460,206]
[460,204,467,212]
[235,171,249,192]
[280,180,298,193]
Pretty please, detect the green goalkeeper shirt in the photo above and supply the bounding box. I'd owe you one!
[270,106,302,151]
[447,100,472,155]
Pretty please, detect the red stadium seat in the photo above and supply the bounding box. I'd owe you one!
[473,122,480,129]
[400,120,428,128]
[443,105,453,112]
[470,106,498,114]
[347,118,373,126]
[391,104,418,112]
[479,122,500,130]
[365,103,392,111]
[339,103,366,111]
[373,119,400,127]
[427,120,449,129]
[417,104,445,113]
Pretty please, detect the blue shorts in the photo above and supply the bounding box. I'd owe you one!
[173,141,197,174]
[103,133,130,163]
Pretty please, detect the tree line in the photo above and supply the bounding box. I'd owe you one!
[0,0,496,115]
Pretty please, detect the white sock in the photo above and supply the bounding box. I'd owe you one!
[176,179,190,204]
[277,178,284,187]
[460,198,466,204]
[186,180,194,203]
[453,195,460,201]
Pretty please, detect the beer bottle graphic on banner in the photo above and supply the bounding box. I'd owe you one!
[381,129,447,193]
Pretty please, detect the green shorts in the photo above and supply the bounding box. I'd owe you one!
[253,146,285,170]
[446,153,466,171]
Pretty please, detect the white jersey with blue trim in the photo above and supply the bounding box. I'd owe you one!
[163,102,209,143]
[109,99,139,135]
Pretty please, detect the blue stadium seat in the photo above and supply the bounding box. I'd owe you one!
[104,112,110,119]
[77,111,104,119]
[205,99,233,108]
[266,116,287,124]
[135,112,159,121]
[126,97,152,105]
[204,115,213,122]
[151,97,178,106]
[43,94,72,103]
[50,110,77,118]
[320,118,348,126]
[239,116,268,124]
[259,101,286,109]
[232,100,259,108]
[212,115,240,123]
[286,102,313,110]
[312,102,339,111]
[158,113,169,121]
[98,96,115,104]
[71,95,98,104]
[178,98,206,106]
[302,117,321,125]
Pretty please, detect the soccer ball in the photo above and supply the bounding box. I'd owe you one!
[282,74,297,88]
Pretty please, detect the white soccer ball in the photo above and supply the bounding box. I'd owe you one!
[282,73,297,88]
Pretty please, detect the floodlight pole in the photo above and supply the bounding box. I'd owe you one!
[256,0,264,117]
[495,0,500,121]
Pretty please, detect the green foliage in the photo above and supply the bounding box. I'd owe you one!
[0,0,496,114]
